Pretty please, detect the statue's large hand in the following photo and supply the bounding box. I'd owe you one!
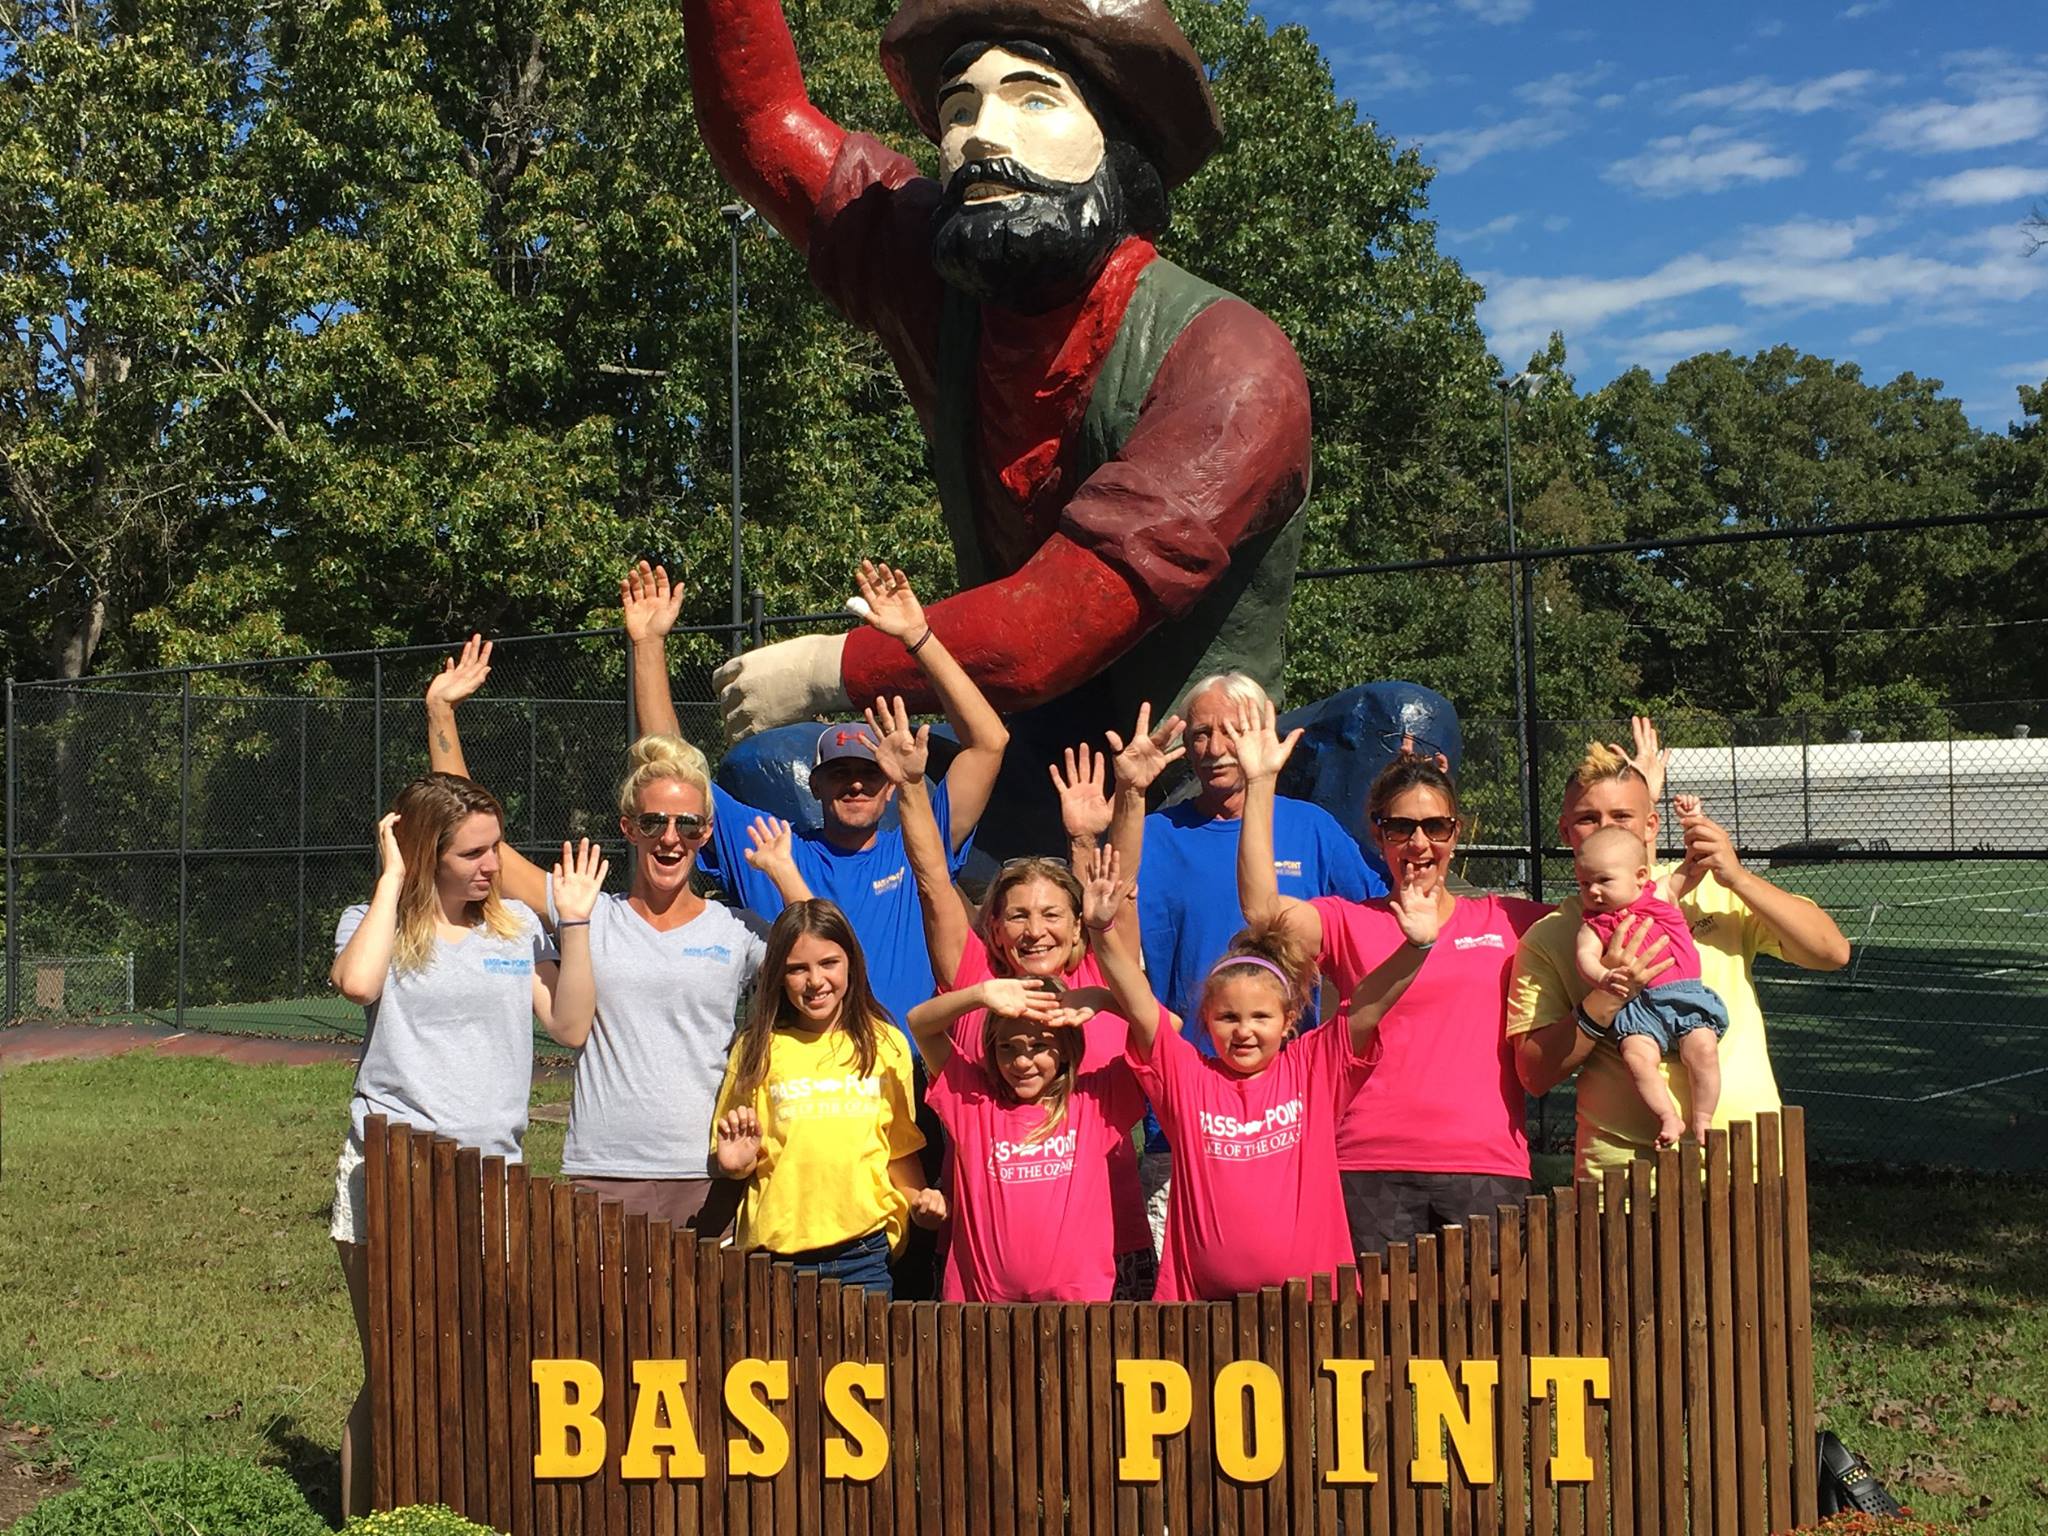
[712,633,851,741]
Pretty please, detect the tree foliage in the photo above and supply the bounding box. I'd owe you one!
[3,0,2042,728]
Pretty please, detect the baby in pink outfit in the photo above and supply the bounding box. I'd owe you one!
[1574,819,1730,1147]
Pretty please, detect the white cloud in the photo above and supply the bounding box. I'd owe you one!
[1919,165,2048,206]
[1624,325,1745,366]
[1516,69,1597,110]
[1326,0,1442,28]
[1332,49,1435,96]
[1868,93,2048,154]
[1839,0,1889,17]
[1542,214,1573,233]
[2003,358,2048,380]
[1754,19,1785,38]
[1417,114,1572,174]
[1452,0,1534,22]
[1479,216,2048,363]
[1673,70,1883,116]
[1447,213,1524,242]
[1849,325,1893,346]
[1606,126,1803,197]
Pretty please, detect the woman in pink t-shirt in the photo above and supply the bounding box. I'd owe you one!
[1234,704,1549,1259]
[905,975,1144,1300]
[1084,840,1439,1302]
[871,697,1161,1297]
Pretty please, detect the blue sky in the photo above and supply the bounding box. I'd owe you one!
[1250,0,2048,429]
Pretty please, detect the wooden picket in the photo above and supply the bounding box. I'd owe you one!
[364,1110,1822,1533]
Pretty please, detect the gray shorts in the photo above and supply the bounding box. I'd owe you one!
[1339,1170,1533,1260]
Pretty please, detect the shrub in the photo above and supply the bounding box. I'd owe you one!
[341,1507,505,1535]
[10,1455,327,1536]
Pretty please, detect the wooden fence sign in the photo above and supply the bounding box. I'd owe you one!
[364,1108,1821,1533]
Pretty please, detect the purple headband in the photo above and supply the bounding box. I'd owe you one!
[1207,954,1293,991]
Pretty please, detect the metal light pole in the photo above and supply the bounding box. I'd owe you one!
[1498,369,1547,897]
[722,203,756,652]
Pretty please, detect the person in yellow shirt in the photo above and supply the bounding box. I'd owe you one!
[713,898,944,1293]
[1507,731,1851,1179]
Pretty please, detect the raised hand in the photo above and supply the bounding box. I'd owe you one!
[621,561,684,643]
[848,560,927,643]
[1050,743,1112,841]
[908,1186,949,1230]
[376,811,405,884]
[741,816,798,879]
[1080,844,1133,934]
[1398,731,1452,776]
[1105,701,1185,794]
[1619,715,1670,804]
[1677,799,1741,886]
[551,838,610,924]
[1387,878,1443,949]
[426,634,493,709]
[1222,700,1302,784]
[981,976,1062,1019]
[860,694,930,785]
[714,1108,763,1177]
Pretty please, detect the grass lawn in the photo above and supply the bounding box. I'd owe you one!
[2,1052,2044,1531]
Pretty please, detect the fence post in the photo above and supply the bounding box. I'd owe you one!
[1517,554,1542,900]
[1948,713,1957,854]
[297,699,308,995]
[177,671,191,1030]
[528,698,539,842]
[4,678,16,1030]
[372,654,385,819]
[1799,712,1811,845]
[1728,732,1741,851]
[750,589,765,651]
[623,628,637,747]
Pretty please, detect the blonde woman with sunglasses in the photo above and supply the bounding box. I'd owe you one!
[424,639,804,1232]
[1234,702,1551,1260]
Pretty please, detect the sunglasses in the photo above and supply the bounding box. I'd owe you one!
[630,811,710,840]
[1373,814,1459,843]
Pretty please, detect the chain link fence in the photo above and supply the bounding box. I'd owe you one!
[7,564,2047,1170]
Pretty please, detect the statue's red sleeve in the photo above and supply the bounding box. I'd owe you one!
[680,0,847,245]
[842,298,1312,711]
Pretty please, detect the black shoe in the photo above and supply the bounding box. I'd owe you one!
[1816,1430,1905,1517]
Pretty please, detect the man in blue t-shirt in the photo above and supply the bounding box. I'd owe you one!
[1136,671,1385,1248]
[625,561,1006,1035]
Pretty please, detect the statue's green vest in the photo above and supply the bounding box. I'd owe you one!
[930,256,1307,726]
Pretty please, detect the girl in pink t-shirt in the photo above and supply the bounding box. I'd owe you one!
[1083,843,1439,1302]
[905,977,1144,1301]
[1234,707,1549,1261]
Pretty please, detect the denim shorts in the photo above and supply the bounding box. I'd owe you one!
[769,1228,893,1297]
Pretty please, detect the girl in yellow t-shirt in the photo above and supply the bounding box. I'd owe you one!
[711,898,943,1295]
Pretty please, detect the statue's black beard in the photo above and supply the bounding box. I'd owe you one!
[929,155,1128,313]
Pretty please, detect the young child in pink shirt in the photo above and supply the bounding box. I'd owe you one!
[1574,815,1729,1147]
[1083,845,1439,1301]
[906,976,1143,1302]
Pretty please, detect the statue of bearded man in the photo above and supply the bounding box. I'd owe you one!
[689,0,1312,849]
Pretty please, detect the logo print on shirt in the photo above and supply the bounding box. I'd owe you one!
[871,867,905,895]
[482,957,533,975]
[1452,934,1505,951]
[1197,1098,1304,1161]
[988,1128,1078,1185]
[679,945,733,963]
[767,1074,884,1122]
[1273,859,1304,880]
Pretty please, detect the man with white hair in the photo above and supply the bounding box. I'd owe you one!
[1134,671,1385,1244]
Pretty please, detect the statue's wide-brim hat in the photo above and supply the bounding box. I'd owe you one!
[879,0,1224,190]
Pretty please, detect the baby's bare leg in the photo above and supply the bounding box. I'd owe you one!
[1678,1029,1722,1143]
[1619,1033,1685,1148]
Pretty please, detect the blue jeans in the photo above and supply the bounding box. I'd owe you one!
[770,1229,893,1297]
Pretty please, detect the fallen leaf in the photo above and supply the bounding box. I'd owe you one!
[1909,1461,1970,1497]
[82,1368,121,1383]
[203,1401,243,1422]
[1984,1394,2028,1418]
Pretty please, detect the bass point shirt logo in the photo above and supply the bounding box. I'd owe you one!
[871,867,906,895]
[1196,1098,1305,1161]
[482,956,533,975]
[767,1074,884,1121]
[1452,933,1506,951]
[987,1127,1078,1184]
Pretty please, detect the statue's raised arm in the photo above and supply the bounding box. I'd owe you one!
[680,0,847,244]
[693,0,1316,855]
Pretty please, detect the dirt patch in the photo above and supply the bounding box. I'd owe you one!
[0,1431,73,1528]
[0,1022,360,1069]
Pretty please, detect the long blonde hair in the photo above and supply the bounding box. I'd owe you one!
[728,900,887,1101]
[982,1011,1085,1146]
[390,773,522,971]
[618,733,712,816]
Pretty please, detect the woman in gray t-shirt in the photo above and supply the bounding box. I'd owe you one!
[328,771,578,1518]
